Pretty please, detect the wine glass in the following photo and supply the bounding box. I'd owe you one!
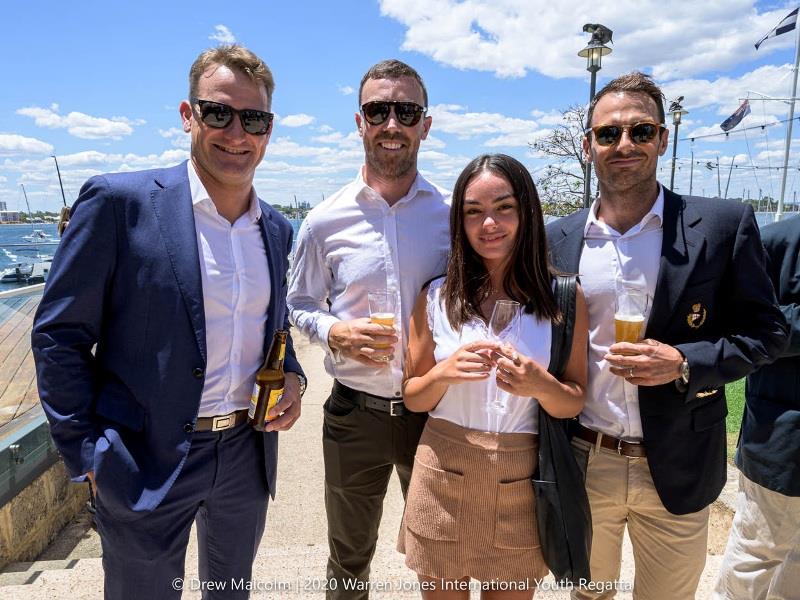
[487,300,521,415]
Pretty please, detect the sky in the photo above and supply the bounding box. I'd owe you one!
[4,0,800,212]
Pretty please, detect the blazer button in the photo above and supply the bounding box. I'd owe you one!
[192,367,204,379]
[183,423,194,433]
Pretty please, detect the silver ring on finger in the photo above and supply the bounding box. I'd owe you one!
[628,367,635,378]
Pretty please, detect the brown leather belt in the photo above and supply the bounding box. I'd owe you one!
[332,380,407,417]
[572,423,647,458]
[195,409,249,432]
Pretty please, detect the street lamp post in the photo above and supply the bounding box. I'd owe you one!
[668,100,688,190]
[579,24,613,208]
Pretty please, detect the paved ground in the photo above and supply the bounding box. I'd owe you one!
[1,335,734,598]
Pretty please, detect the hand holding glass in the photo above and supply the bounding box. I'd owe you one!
[367,291,397,361]
[487,300,520,414]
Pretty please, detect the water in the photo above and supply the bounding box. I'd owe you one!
[0,219,305,291]
[0,223,59,290]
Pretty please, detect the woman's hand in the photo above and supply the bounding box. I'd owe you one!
[434,340,501,386]
[493,344,551,397]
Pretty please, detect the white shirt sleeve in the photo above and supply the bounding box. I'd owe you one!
[287,217,341,359]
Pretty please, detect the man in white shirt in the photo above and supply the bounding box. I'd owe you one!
[546,72,787,600]
[32,45,305,599]
[288,59,450,598]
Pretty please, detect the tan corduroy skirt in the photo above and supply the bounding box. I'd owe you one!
[398,416,549,583]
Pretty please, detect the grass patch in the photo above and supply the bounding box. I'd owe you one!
[725,379,745,462]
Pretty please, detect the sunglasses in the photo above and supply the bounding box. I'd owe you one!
[584,122,665,146]
[360,101,427,127]
[191,98,274,135]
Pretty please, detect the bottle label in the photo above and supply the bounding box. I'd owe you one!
[265,387,284,422]
[248,383,260,420]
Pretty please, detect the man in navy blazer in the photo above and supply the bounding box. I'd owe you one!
[546,72,787,600]
[32,45,305,599]
[713,215,800,599]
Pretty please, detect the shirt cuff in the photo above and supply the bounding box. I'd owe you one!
[315,315,344,364]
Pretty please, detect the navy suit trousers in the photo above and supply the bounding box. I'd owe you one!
[96,423,269,600]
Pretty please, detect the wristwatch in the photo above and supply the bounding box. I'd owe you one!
[294,373,308,398]
[679,357,690,386]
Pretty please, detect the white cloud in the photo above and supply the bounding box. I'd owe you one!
[159,127,191,149]
[422,133,446,149]
[209,25,236,44]
[0,133,54,156]
[279,114,316,128]
[428,103,539,145]
[17,105,137,140]
[338,85,355,96]
[378,1,792,81]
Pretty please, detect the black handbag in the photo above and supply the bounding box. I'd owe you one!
[532,274,592,583]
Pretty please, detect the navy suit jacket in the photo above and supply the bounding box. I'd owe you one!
[737,215,800,496]
[32,162,303,520]
[546,189,787,514]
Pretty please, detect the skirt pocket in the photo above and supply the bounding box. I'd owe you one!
[493,478,540,549]
[404,460,464,542]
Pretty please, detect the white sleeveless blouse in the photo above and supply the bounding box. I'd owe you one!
[426,278,553,434]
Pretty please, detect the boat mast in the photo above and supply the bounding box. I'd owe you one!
[777,23,800,221]
[20,184,33,229]
[51,154,67,207]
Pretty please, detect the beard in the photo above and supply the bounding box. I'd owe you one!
[364,134,418,180]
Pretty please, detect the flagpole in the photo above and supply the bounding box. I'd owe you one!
[777,22,800,222]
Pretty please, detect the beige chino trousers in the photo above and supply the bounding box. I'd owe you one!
[570,435,709,600]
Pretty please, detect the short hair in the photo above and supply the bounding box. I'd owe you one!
[189,44,275,107]
[358,59,428,107]
[442,154,560,329]
[586,71,665,127]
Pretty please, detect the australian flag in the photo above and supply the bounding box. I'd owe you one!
[720,100,751,132]
[755,8,798,50]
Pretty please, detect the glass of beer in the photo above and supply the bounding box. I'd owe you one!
[614,290,649,345]
[368,291,397,361]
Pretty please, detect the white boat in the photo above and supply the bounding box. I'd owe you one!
[0,260,50,284]
[22,229,54,243]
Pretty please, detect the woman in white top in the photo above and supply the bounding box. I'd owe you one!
[398,154,588,599]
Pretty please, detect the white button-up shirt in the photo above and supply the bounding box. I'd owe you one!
[577,186,664,440]
[188,162,271,417]
[287,168,450,398]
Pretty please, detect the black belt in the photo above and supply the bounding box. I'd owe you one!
[194,409,249,432]
[572,423,647,458]
[332,380,407,417]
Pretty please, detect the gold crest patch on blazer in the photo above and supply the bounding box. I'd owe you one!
[687,303,707,329]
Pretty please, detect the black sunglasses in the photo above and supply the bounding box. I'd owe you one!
[360,101,427,127]
[585,122,665,146]
[191,98,274,135]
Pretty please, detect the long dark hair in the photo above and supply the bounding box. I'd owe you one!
[442,153,560,328]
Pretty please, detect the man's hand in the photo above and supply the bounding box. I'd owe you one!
[605,339,683,386]
[328,318,398,365]
[265,372,302,432]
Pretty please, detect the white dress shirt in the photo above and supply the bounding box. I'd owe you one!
[426,278,552,433]
[188,162,271,417]
[287,168,450,398]
[578,186,664,440]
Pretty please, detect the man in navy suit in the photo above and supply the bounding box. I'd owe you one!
[712,215,800,599]
[546,72,787,599]
[32,44,305,599]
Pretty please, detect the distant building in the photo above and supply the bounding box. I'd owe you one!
[0,210,21,223]
[0,201,7,211]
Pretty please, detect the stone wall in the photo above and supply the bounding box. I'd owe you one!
[0,461,87,569]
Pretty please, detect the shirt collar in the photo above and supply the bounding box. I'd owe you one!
[353,166,435,206]
[584,184,664,237]
[187,161,262,223]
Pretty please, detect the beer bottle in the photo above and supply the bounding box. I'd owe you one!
[248,329,288,431]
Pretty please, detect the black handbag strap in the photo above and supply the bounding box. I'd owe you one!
[546,275,578,378]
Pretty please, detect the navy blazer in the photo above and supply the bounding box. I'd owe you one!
[737,215,800,496]
[32,162,303,520]
[546,189,787,514]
